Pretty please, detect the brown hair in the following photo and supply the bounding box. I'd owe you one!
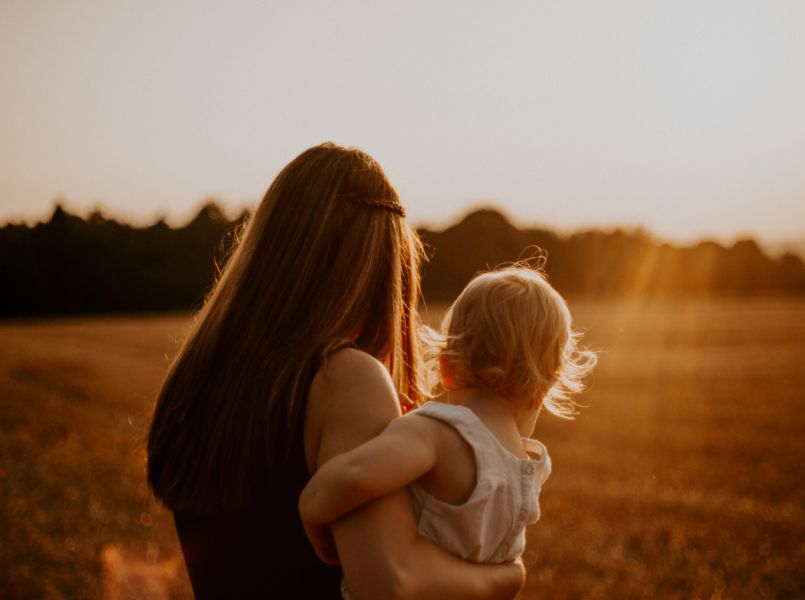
[147,142,424,513]
[425,266,596,417]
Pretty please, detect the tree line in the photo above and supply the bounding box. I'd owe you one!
[1,203,803,317]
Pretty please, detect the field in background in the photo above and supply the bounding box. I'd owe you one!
[1,299,803,599]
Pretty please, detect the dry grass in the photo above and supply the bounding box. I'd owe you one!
[0,314,192,600]
[1,299,803,599]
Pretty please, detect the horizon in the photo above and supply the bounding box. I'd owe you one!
[9,197,805,260]
[2,1,805,251]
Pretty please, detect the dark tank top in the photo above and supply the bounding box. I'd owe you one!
[173,419,342,598]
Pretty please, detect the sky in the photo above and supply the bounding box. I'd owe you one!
[2,0,804,249]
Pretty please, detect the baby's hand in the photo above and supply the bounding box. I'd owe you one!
[302,520,340,566]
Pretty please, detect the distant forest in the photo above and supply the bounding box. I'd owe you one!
[1,203,804,317]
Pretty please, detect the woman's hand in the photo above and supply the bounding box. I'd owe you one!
[508,557,527,598]
[302,521,339,566]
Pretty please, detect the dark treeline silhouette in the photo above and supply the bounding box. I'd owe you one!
[0,203,243,317]
[419,209,805,300]
[1,204,803,317]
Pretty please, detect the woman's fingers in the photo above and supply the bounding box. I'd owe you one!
[303,521,340,566]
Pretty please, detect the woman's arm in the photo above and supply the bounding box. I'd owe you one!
[304,349,525,600]
[334,491,525,600]
[299,414,437,527]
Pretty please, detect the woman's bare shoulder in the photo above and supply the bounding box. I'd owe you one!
[317,347,391,383]
[307,348,402,466]
[311,348,397,408]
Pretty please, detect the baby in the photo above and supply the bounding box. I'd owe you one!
[299,266,596,596]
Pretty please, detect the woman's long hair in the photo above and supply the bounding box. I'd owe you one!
[147,143,424,513]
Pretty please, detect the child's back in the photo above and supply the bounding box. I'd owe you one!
[407,400,550,563]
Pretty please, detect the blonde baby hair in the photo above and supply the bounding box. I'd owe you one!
[424,265,596,418]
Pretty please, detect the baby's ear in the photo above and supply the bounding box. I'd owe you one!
[439,355,458,390]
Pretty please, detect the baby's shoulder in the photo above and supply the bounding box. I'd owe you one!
[400,404,475,453]
[405,404,478,504]
[391,408,446,437]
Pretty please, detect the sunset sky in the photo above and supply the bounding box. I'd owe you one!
[2,0,804,248]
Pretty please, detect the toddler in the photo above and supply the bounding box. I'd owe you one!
[299,266,596,595]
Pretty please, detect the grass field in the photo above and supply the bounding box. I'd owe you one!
[1,299,803,599]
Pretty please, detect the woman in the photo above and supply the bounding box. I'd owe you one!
[147,142,525,598]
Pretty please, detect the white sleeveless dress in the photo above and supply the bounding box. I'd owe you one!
[340,401,551,599]
[408,402,551,563]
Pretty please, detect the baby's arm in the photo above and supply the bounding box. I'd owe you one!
[299,413,437,528]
